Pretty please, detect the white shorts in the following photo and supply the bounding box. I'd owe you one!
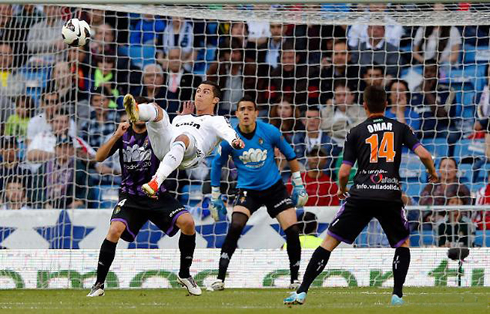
[146,108,203,169]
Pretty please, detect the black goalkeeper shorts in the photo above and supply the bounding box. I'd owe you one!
[327,199,410,248]
[110,192,188,242]
[233,180,294,218]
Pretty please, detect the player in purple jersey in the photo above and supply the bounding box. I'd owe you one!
[284,86,438,306]
[87,99,202,297]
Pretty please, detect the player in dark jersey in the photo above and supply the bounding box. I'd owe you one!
[284,85,438,306]
[87,99,201,297]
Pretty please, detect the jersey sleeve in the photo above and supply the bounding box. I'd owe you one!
[108,136,123,157]
[403,124,421,152]
[211,141,233,187]
[214,116,239,146]
[271,126,296,161]
[342,129,357,166]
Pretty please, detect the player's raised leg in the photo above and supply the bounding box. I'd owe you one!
[142,134,192,197]
[276,208,301,289]
[209,207,250,291]
[175,212,202,296]
[87,221,125,297]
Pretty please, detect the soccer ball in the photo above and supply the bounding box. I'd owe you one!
[61,18,91,47]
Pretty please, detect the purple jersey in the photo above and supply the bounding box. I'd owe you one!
[109,127,166,197]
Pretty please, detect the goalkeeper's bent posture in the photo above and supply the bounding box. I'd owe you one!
[284,85,438,306]
[87,99,201,297]
[209,95,308,291]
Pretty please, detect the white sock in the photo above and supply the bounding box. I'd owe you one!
[154,141,186,186]
[138,103,159,122]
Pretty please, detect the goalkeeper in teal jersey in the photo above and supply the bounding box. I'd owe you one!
[208,95,308,291]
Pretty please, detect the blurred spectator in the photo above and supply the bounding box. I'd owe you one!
[287,148,339,206]
[129,14,165,45]
[385,79,420,132]
[261,23,288,70]
[4,95,35,139]
[420,157,471,224]
[14,5,43,30]
[80,88,118,149]
[263,42,316,109]
[165,47,201,115]
[207,38,254,116]
[321,81,366,146]
[67,46,90,100]
[358,65,385,96]
[0,43,24,97]
[319,39,359,103]
[246,14,270,46]
[294,211,323,248]
[351,25,402,78]
[0,4,27,67]
[0,176,30,210]
[157,17,194,71]
[132,63,168,113]
[413,26,461,65]
[0,137,31,193]
[292,106,335,166]
[27,108,75,165]
[90,23,116,56]
[348,3,404,48]
[437,197,475,247]
[84,9,105,29]
[26,5,65,65]
[474,179,490,231]
[411,59,460,143]
[52,61,76,104]
[269,99,303,144]
[92,56,119,105]
[474,64,490,138]
[33,135,89,209]
[26,90,76,146]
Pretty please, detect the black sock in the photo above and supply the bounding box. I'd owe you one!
[217,212,248,281]
[96,239,117,286]
[393,247,410,298]
[285,224,301,283]
[179,233,196,278]
[297,246,331,294]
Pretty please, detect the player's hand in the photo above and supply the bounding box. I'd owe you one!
[291,172,308,207]
[114,122,130,138]
[210,187,227,222]
[428,170,439,183]
[179,101,195,115]
[337,187,350,200]
[231,138,245,150]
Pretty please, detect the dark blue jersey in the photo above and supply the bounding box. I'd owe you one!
[109,127,165,197]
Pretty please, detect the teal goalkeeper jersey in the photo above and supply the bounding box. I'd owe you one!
[211,120,296,191]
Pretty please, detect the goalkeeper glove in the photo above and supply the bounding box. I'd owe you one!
[210,186,227,222]
[291,172,308,207]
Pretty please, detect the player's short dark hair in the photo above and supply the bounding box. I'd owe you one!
[303,105,320,117]
[200,80,222,100]
[5,175,24,189]
[54,108,70,118]
[306,147,327,158]
[297,211,318,235]
[333,79,351,92]
[440,157,458,170]
[363,85,387,113]
[237,95,257,110]
[134,96,149,104]
[363,64,385,76]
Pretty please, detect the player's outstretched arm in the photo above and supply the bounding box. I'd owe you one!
[95,122,129,162]
[210,143,232,221]
[414,145,438,183]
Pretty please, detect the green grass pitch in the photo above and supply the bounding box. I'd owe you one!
[0,287,489,313]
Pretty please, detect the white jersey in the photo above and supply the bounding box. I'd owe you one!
[171,114,239,159]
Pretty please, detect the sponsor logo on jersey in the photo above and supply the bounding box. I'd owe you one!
[239,148,267,164]
[175,121,201,129]
[113,206,121,215]
[123,144,152,163]
[258,138,263,145]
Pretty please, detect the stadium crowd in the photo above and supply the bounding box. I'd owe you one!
[1,3,490,247]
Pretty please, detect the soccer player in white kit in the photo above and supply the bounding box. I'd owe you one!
[123,81,245,197]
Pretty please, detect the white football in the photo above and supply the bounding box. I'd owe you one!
[61,18,91,47]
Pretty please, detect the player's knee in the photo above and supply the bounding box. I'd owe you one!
[177,213,195,234]
[107,221,126,241]
[230,213,248,232]
[285,224,300,239]
[174,134,190,148]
